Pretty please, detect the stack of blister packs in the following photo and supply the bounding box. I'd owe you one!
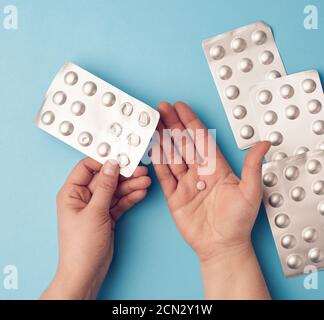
[203,21,324,277]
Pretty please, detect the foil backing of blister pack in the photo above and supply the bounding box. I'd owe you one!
[262,150,324,277]
[202,21,286,150]
[35,62,160,177]
[251,70,324,162]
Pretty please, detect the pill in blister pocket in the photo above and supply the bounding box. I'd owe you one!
[35,62,160,177]
[251,70,324,161]
[262,149,324,277]
[202,21,286,149]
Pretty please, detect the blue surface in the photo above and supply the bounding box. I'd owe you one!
[0,0,323,300]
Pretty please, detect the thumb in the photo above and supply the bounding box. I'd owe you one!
[88,160,120,214]
[240,141,271,201]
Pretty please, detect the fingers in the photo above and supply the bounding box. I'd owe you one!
[151,140,177,198]
[240,141,271,199]
[156,120,188,180]
[88,160,120,214]
[65,158,102,187]
[110,189,148,221]
[115,175,151,197]
[158,102,196,168]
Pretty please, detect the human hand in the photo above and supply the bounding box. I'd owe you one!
[41,158,151,300]
[152,102,271,299]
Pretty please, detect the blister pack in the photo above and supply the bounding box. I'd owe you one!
[250,70,324,161]
[35,62,160,177]
[202,21,286,149]
[262,149,324,277]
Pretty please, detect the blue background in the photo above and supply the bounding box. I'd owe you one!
[0,0,323,300]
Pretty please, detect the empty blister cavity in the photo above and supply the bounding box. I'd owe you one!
[35,62,160,177]
[262,149,324,277]
[251,70,324,160]
[78,132,93,147]
[203,21,286,149]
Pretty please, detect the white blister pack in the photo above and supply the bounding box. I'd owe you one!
[202,21,286,149]
[250,70,324,161]
[262,150,324,277]
[35,62,160,177]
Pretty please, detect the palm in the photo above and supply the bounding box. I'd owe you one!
[153,102,269,260]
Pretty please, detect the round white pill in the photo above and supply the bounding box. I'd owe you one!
[102,92,116,107]
[127,133,141,147]
[302,79,317,93]
[312,120,324,135]
[53,91,67,105]
[121,102,133,116]
[302,227,318,243]
[263,110,278,125]
[110,122,123,137]
[232,105,247,120]
[41,111,55,125]
[307,159,321,174]
[231,38,246,53]
[263,172,278,187]
[59,121,74,136]
[64,71,78,86]
[139,111,151,127]
[280,85,294,99]
[70,101,85,116]
[308,248,323,263]
[275,214,290,228]
[268,131,283,146]
[266,70,281,80]
[97,142,111,157]
[225,85,240,100]
[209,45,225,60]
[259,50,274,65]
[117,153,130,167]
[82,81,97,96]
[318,141,324,151]
[312,180,324,195]
[287,254,303,269]
[218,65,232,80]
[307,99,322,114]
[239,58,253,73]
[258,90,272,105]
[318,201,324,215]
[281,235,296,249]
[285,105,300,120]
[78,132,93,147]
[240,125,254,140]
[290,186,306,202]
[295,146,309,155]
[272,152,288,161]
[196,180,206,191]
[252,30,267,45]
[284,166,299,181]
[268,193,284,208]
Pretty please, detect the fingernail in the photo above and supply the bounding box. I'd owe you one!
[103,159,119,176]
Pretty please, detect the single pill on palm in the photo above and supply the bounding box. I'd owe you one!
[196,181,206,191]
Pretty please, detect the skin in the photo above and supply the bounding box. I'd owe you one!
[42,101,271,300]
[41,160,151,300]
[152,101,271,300]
